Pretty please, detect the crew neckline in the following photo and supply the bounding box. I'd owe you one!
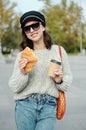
[34,48,48,53]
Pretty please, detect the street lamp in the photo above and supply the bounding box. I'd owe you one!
[79,18,82,54]
[72,0,83,54]
[79,0,83,54]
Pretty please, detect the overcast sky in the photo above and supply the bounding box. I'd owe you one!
[11,0,86,19]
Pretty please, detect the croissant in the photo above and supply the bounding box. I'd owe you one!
[21,47,38,73]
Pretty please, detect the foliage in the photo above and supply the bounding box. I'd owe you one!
[39,0,86,53]
[0,0,21,54]
[0,0,86,54]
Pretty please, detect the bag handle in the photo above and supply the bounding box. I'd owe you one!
[58,45,63,84]
[58,46,62,60]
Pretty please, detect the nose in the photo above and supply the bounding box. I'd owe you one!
[30,27,34,32]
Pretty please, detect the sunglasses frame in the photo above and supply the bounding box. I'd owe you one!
[23,22,41,33]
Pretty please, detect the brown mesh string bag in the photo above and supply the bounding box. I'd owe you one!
[56,46,66,120]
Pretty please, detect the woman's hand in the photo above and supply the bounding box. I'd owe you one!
[53,68,63,84]
[19,58,28,74]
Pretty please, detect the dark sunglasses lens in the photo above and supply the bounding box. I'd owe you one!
[32,22,40,30]
[23,26,30,32]
[23,22,40,33]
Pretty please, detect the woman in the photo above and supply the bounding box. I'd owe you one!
[9,11,72,130]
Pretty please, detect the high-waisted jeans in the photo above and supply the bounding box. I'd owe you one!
[15,94,57,130]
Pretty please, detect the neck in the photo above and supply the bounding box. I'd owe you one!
[33,40,46,50]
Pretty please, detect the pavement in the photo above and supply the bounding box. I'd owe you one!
[0,54,86,130]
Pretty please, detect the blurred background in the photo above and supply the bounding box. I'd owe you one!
[0,0,86,56]
[0,0,86,130]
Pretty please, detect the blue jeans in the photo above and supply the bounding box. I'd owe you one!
[15,94,57,130]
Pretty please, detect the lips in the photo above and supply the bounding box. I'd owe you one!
[31,33,38,38]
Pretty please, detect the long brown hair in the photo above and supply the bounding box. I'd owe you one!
[20,30,53,50]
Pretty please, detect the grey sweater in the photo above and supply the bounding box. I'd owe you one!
[8,45,72,100]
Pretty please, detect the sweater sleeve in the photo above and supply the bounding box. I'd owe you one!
[55,46,73,91]
[8,52,30,93]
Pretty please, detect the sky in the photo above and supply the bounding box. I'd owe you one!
[11,0,86,19]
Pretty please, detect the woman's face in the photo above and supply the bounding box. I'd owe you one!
[23,21,45,42]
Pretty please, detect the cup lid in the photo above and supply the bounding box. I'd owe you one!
[50,59,61,65]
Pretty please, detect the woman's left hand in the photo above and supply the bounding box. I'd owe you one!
[53,69,63,83]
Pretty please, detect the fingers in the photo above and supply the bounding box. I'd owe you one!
[54,69,63,76]
[54,77,62,83]
[53,69,63,83]
[19,58,28,69]
[54,76,63,83]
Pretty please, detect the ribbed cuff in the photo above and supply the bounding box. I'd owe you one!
[55,80,63,84]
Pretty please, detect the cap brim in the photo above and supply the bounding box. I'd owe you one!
[22,15,44,27]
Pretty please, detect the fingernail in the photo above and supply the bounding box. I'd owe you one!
[54,72,58,74]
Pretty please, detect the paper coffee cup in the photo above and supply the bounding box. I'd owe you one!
[48,59,61,78]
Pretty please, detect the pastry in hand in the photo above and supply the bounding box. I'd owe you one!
[21,47,38,73]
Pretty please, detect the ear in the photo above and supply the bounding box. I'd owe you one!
[42,28,45,31]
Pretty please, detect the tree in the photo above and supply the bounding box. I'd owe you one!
[38,0,85,53]
[58,0,82,52]
[0,0,21,54]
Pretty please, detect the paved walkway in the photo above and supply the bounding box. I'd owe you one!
[56,55,86,130]
[0,54,86,130]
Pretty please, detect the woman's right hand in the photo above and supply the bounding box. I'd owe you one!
[19,58,28,73]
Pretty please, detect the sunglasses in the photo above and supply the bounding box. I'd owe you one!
[23,22,41,33]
